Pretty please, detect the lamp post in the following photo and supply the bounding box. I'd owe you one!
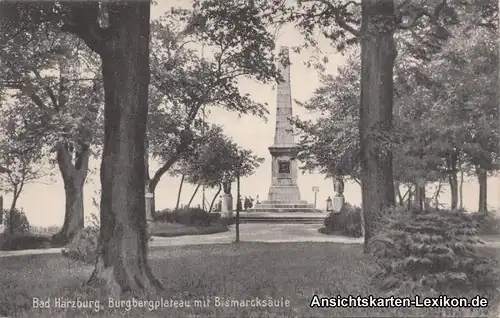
[235,153,242,243]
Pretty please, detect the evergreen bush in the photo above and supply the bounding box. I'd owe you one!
[471,210,500,235]
[323,203,362,237]
[373,208,498,293]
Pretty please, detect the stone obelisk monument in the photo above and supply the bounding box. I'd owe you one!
[253,46,314,212]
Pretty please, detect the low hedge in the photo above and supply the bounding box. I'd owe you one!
[153,207,220,226]
[153,223,229,238]
[0,234,52,251]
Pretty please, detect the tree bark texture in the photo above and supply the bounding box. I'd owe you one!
[209,183,222,213]
[187,183,201,208]
[54,144,89,242]
[477,167,488,213]
[446,151,458,209]
[359,0,397,253]
[175,174,185,211]
[458,169,464,210]
[86,2,162,295]
[413,179,426,212]
[8,184,22,235]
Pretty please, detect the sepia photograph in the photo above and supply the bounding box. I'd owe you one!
[0,0,499,317]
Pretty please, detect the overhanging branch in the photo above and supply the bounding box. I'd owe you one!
[397,0,447,30]
[60,2,107,55]
[31,68,59,110]
[302,0,361,37]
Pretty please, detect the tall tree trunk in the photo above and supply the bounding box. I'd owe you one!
[54,144,89,243]
[51,53,98,243]
[449,172,458,210]
[209,183,222,213]
[447,151,458,210]
[144,136,155,219]
[413,182,419,210]
[400,187,411,206]
[433,180,442,209]
[187,183,201,208]
[175,174,185,211]
[458,169,464,210]
[407,186,413,210]
[0,195,3,226]
[359,0,396,253]
[395,181,403,206]
[477,167,488,213]
[8,184,23,235]
[148,130,193,194]
[86,2,162,295]
[413,179,426,212]
[420,182,426,210]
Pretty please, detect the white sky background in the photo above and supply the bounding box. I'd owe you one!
[2,0,499,227]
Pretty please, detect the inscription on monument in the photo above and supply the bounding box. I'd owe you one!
[278,161,290,174]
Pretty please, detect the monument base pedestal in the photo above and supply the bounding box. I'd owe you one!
[333,195,345,212]
[250,200,316,213]
[221,194,233,217]
[267,186,301,202]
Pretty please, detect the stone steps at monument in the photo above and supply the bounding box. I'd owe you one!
[251,203,316,209]
[249,208,318,213]
[239,217,324,224]
[252,205,315,209]
[229,211,326,224]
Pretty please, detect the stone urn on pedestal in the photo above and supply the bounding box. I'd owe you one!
[220,175,233,218]
[333,176,345,213]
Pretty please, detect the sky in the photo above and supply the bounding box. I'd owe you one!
[2,1,499,227]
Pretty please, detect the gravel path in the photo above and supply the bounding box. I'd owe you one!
[1,223,498,258]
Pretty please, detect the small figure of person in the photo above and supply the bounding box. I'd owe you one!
[244,196,251,211]
[255,195,260,204]
[248,197,254,209]
[326,196,333,213]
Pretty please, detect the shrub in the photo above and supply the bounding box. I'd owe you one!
[153,223,229,237]
[153,209,173,222]
[176,207,211,226]
[323,203,362,237]
[3,208,30,235]
[373,208,498,293]
[30,225,61,236]
[155,207,217,226]
[218,215,235,226]
[470,210,500,235]
[0,234,52,251]
[62,213,99,263]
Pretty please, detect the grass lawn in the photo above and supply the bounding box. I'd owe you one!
[1,243,499,317]
[150,222,229,238]
[317,227,362,238]
[0,222,228,251]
